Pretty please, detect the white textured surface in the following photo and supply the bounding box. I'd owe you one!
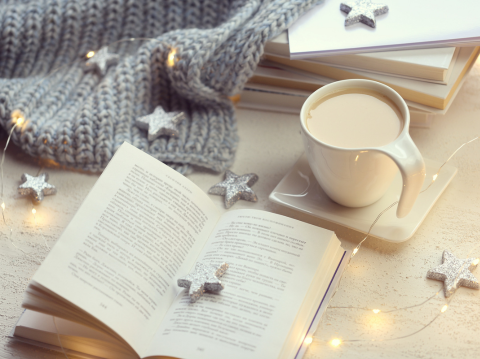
[2,62,480,358]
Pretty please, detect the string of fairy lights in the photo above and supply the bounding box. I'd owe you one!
[304,136,480,349]
[1,37,479,357]
[1,112,51,266]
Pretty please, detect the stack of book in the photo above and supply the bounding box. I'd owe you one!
[238,1,480,128]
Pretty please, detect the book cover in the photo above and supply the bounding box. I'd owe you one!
[288,0,480,58]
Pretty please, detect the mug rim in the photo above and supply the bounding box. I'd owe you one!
[300,79,411,152]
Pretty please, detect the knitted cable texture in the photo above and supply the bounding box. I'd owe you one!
[0,0,318,174]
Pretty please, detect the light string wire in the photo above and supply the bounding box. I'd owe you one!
[350,136,480,259]
[1,113,67,357]
[0,114,46,265]
[53,317,69,359]
[315,136,480,347]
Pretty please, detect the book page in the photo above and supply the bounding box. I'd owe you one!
[146,209,341,359]
[29,143,221,355]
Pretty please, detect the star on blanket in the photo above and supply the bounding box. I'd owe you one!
[136,106,185,141]
[85,47,119,76]
[208,170,258,209]
[427,250,479,297]
[18,173,57,203]
[340,0,389,28]
[178,262,229,302]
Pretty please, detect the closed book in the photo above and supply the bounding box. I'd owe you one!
[255,47,480,110]
[265,32,458,83]
[288,0,480,57]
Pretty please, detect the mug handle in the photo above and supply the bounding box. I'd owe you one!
[376,134,426,218]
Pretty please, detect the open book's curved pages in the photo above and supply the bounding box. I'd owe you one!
[18,142,346,359]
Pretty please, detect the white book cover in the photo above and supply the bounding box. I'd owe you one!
[288,0,480,58]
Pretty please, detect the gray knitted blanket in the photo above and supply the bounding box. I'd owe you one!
[0,0,317,174]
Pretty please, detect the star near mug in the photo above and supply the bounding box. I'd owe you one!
[300,79,426,218]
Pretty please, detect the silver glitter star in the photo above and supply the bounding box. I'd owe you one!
[208,170,258,209]
[178,262,229,302]
[340,0,389,28]
[85,47,119,76]
[427,250,479,298]
[18,173,57,203]
[136,106,185,141]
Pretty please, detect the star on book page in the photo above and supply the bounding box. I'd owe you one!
[178,262,229,302]
[136,106,185,141]
[340,0,389,28]
[18,173,57,203]
[84,47,119,76]
[427,250,479,297]
[208,170,258,209]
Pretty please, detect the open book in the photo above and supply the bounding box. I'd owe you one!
[15,142,347,359]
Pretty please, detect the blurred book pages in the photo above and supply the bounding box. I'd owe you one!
[262,47,480,110]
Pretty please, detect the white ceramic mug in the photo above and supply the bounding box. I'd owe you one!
[300,79,426,218]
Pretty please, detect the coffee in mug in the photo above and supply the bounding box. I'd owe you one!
[306,88,403,148]
[299,80,425,218]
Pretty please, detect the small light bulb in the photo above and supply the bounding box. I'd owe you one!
[433,174,438,181]
[304,336,313,345]
[86,51,95,58]
[12,110,25,126]
[330,339,341,347]
[167,48,177,67]
[473,258,479,266]
[372,309,380,314]
[1,202,5,210]
[441,305,448,313]
[32,208,36,214]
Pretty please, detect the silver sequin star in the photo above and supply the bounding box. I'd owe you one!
[18,173,57,203]
[85,47,119,76]
[427,250,479,298]
[340,0,389,28]
[178,262,229,302]
[208,170,258,209]
[136,106,185,141]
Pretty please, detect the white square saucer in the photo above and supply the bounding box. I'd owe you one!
[269,154,457,243]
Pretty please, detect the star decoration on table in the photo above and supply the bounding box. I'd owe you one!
[178,262,229,302]
[208,170,258,209]
[18,173,57,204]
[426,250,479,297]
[340,0,389,28]
[136,106,185,141]
[84,47,119,76]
